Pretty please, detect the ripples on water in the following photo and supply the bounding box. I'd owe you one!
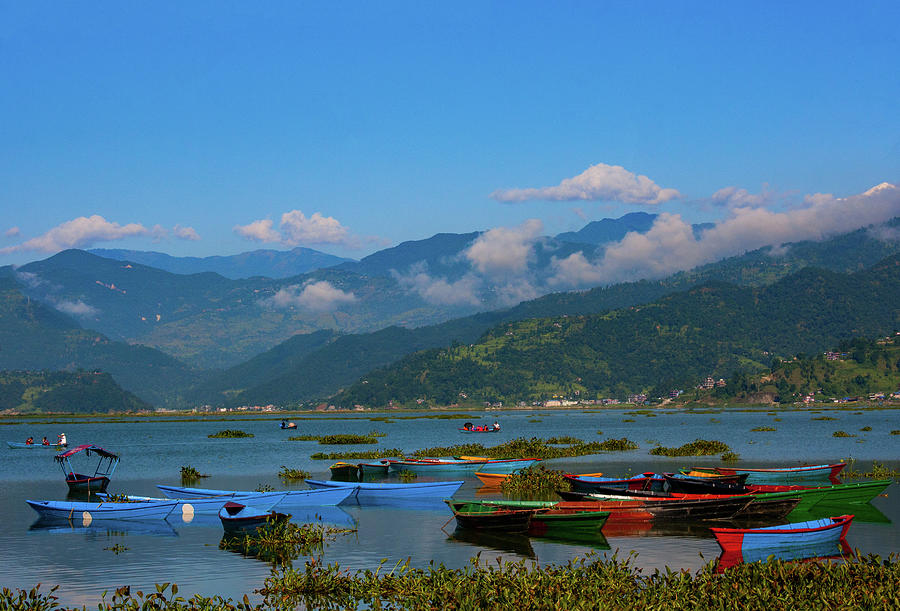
[1,408,898,606]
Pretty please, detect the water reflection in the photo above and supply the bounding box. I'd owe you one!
[448,528,536,558]
[716,539,853,572]
[29,517,178,538]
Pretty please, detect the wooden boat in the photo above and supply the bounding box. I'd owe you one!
[663,473,750,494]
[96,491,289,522]
[7,441,67,450]
[711,515,854,553]
[388,457,537,475]
[329,462,360,480]
[695,463,846,484]
[444,500,543,532]
[564,473,663,492]
[304,479,465,503]
[458,424,500,433]
[54,444,119,492]
[358,460,391,476]
[476,470,606,488]
[155,484,354,506]
[280,421,297,429]
[747,480,893,507]
[457,500,610,535]
[218,501,289,534]
[555,491,754,522]
[25,498,177,522]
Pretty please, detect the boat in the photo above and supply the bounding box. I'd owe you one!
[280,421,297,429]
[95,491,289,522]
[452,499,610,535]
[695,463,847,484]
[25,499,178,522]
[563,473,663,492]
[7,441,68,450]
[218,501,289,534]
[388,457,538,475]
[54,444,119,492]
[662,473,751,494]
[358,460,391,476]
[329,462,360,480]
[459,422,500,433]
[476,469,606,488]
[304,479,465,503]
[444,500,543,532]
[155,484,354,506]
[555,491,754,522]
[710,515,854,553]
[747,480,893,507]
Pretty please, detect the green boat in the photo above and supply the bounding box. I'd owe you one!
[750,479,892,509]
[448,499,609,535]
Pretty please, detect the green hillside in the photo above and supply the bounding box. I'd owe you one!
[0,370,152,414]
[332,256,900,407]
[0,275,198,406]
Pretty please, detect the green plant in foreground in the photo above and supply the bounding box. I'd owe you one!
[279,466,312,481]
[208,429,254,438]
[500,465,570,496]
[220,516,356,567]
[843,460,900,480]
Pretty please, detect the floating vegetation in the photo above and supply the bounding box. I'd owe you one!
[104,543,128,555]
[256,552,900,610]
[103,493,138,503]
[832,431,855,438]
[221,515,356,566]
[709,418,720,423]
[279,466,312,481]
[596,431,603,436]
[774,418,782,422]
[843,460,900,480]
[368,413,474,422]
[180,465,209,483]
[256,484,275,492]
[544,436,582,444]
[528,418,543,423]
[310,448,404,460]
[597,438,639,451]
[410,436,637,460]
[861,426,872,432]
[398,470,417,482]
[290,432,381,444]
[622,419,636,423]
[650,439,732,457]
[812,416,838,421]
[721,451,740,462]
[892,430,900,435]
[208,429,254,438]
[500,465,570,496]
[750,426,776,432]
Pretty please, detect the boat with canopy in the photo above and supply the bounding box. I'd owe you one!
[54,444,119,493]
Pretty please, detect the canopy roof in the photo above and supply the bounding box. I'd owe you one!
[54,444,119,462]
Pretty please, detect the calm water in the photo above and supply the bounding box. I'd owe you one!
[1,407,898,607]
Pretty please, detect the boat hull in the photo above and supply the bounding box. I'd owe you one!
[26,499,177,522]
[219,502,289,534]
[709,463,846,484]
[65,474,110,493]
[156,484,354,506]
[711,515,854,553]
[304,479,465,503]
[7,442,67,450]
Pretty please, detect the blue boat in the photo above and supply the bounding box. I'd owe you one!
[304,479,465,504]
[96,492,289,523]
[7,441,68,450]
[25,499,178,522]
[711,514,854,553]
[156,484,354,507]
[218,501,289,534]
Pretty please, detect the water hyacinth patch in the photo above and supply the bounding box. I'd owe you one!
[410,436,637,460]
[649,439,732,457]
[310,448,404,460]
[750,426,776,432]
[208,430,254,438]
[833,431,855,438]
[500,465,570,496]
[220,516,356,567]
[279,466,312,481]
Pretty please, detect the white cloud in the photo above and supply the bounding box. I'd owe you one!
[173,225,201,241]
[465,219,543,277]
[0,215,149,254]
[4,227,20,238]
[235,210,355,248]
[550,182,900,288]
[710,186,771,208]
[55,299,98,317]
[393,263,482,307]
[234,219,280,243]
[490,163,681,205]
[269,280,357,311]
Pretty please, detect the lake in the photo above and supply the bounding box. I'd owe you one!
[1,406,898,607]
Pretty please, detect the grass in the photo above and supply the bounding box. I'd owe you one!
[649,439,732,457]
[750,426,776,432]
[832,431,855,437]
[842,460,900,480]
[180,465,209,482]
[208,430,254,438]
[220,515,356,567]
[289,432,382,444]
[310,449,403,460]
[500,465,570,496]
[410,436,638,460]
[279,466,312,481]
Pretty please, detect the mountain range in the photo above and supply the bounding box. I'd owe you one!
[3,214,900,410]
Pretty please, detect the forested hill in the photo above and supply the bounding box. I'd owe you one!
[0,370,152,414]
[332,255,900,407]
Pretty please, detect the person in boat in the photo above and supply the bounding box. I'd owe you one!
[25,437,34,445]
[493,421,500,431]
[57,433,67,446]
[281,419,287,429]
[41,437,50,445]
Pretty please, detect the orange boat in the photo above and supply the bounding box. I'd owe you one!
[475,471,604,488]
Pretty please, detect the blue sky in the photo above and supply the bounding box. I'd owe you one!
[1,1,899,267]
